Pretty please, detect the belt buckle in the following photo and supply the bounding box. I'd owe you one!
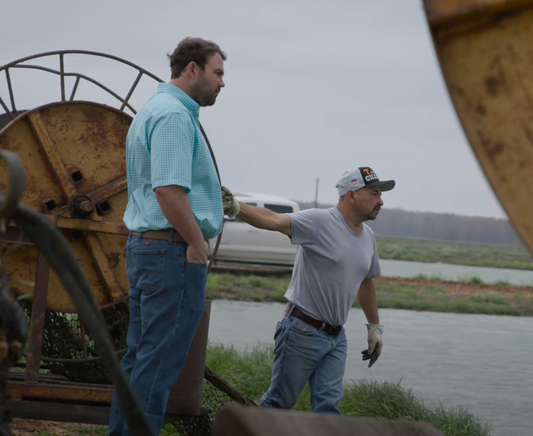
[324,324,341,336]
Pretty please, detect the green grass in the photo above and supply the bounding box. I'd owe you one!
[205,345,492,436]
[424,284,447,293]
[451,298,522,316]
[513,292,525,301]
[493,280,511,286]
[38,345,492,436]
[206,273,533,316]
[468,294,506,305]
[376,236,533,270]
[377,292,525,316]
[207,272,289,301]
[415,274,446,281]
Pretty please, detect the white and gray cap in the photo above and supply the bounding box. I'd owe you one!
[336,167,395,197]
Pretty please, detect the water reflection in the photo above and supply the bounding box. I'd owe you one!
[208,300,533,436]
[380,259,533,286]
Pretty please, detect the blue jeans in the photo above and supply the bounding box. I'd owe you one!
[260,315,347,414]
[108,234,207,436]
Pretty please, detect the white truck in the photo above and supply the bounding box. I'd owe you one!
[211,192,300,266]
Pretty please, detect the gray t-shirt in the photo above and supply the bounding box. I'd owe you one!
[284,207,381,326]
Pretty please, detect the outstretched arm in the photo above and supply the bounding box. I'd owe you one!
[237,203,292,237]
[222,186,292,237]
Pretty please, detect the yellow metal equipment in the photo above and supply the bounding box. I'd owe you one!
[423,0,533,253]
[0,101,131,312]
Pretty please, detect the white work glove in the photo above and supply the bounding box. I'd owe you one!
[221,186,240,218]
[361,324,383,368]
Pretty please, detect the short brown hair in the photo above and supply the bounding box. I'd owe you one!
[167,37,227,79]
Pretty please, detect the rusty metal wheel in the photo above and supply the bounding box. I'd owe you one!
[424,0,533,253]
[0,51,163,312]
[1,101,132,312]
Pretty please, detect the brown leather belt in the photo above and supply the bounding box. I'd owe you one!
[131,229,186,243]
[290,306,342,336]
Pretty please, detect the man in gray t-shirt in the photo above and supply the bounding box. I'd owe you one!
[221,166,395,414]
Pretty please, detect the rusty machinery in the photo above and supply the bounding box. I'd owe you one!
[0,149,153,435]
[0,50,220,431]
[422,0,533,255]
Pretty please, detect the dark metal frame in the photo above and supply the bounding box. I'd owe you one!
[0,50,164,121]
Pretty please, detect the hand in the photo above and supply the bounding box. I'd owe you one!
[361,324,383,368]
[186,240,209,264]
[221,186,240,218]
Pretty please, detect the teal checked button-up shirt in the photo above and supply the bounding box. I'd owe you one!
[123,83,223,239]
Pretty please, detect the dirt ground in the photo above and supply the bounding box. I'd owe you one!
[8,418,104,435]
[374,276,533,314]
[375,275,533,298]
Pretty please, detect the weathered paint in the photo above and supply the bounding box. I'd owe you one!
[424,0,533,29]
[0,101,132,312]
[8,380,113,403]
[423,0,533,254]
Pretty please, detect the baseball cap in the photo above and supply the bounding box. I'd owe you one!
[336,167,395,197]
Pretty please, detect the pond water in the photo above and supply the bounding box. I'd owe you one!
[208,300,533,436]
[379,259,533,286]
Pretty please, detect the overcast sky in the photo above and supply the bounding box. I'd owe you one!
[0,0,509,219]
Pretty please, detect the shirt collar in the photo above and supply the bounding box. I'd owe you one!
[158,83,200,118]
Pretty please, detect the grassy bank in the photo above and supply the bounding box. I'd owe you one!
[206,273,533,316]
[376,236,533,270]
[203,344,492,436]
[23,345,491,436]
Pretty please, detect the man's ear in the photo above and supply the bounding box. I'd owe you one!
[185,61,198,77]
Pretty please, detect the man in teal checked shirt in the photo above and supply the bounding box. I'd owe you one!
[109,37,226,436]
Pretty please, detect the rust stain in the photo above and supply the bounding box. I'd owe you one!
[88,176,127,204]
[9,382,112,403]
[485,77,501,95]
[106,253,120,269]
[476,129,505,160]
[489,142,505,157]
[486,56,510,95]
[476,104,487,115]
[424,0,533,30]
[497,65,510,93]
[523,122,533,143]
[451,85,475,111]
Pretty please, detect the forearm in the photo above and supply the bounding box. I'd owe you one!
[357,279,380,324]
[237,203,277,229]
[237,203,291,236]
[155,185,205,245]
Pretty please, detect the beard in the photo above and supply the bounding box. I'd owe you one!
[366,209,380,221]
[198,91,219,107]
[193,77,220,107]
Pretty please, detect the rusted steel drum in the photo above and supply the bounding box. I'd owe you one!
[0,101,131,312]
[423,0,533,254]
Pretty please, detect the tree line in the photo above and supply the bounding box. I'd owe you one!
[298,202,524,247]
